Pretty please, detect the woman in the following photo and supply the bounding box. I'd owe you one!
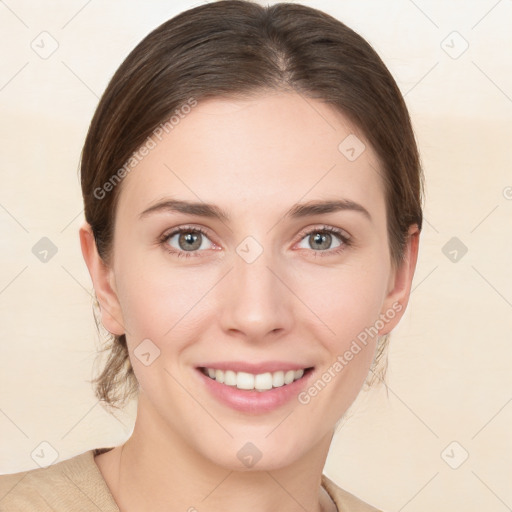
[0,1,422,510]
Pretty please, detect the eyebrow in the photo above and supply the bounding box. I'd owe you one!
[139,198,371,222]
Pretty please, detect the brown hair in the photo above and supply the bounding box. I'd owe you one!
[81,0,423,410]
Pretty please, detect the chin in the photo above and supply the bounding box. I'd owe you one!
[192,429,316,473]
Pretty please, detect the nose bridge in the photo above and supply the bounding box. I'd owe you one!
[219,239,292,338]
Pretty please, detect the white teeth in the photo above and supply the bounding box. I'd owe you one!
[202,367,308,391]
[272,371,285,387]
[284,370,295,385]
[254,372,273,390]
[236,372,254,390]
[224,370,237,386]
[215,369,224,384]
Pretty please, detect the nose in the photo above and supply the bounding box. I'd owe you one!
[218,245,294,341]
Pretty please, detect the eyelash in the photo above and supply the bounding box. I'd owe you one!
[158,224,352,259]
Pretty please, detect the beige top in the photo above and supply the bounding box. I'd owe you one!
[0,448,382,511]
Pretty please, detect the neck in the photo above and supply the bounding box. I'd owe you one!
[104,393,336,512]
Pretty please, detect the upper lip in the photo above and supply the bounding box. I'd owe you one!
[197,361,314,374]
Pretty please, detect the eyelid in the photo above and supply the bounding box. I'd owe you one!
[161,224,215,241]
[294,224,351,244]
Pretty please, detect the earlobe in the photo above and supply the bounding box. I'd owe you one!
[378,225,420,335]
[79,222,125,336]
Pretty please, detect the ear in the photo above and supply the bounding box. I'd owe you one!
[79,222,125,336]
[378,224,420,335]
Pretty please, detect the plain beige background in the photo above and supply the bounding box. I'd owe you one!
[1,0,511,510]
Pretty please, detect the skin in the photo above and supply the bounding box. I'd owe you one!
[80,92,419,512]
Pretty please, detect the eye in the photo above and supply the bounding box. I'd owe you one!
[295,226,351,255]
[159,226,216,257]
[159,224,352,259]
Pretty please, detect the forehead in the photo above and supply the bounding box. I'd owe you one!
[116,92,386,225]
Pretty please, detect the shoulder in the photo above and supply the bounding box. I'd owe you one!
[0,448,119,512]
[321,474,384,512]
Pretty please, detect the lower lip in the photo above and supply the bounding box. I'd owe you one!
[195,368,314,414]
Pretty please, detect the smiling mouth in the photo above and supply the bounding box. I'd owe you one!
[199,367,314,392]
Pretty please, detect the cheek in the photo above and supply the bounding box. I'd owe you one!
[114,265,203,396]
[294,261,389,348]
[292,267,387,419]
[114,251,214,344]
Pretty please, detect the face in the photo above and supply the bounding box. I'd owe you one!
[84,92,417,471]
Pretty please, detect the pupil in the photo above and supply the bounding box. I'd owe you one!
[180,232,201,251]
[311,232,330,250]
